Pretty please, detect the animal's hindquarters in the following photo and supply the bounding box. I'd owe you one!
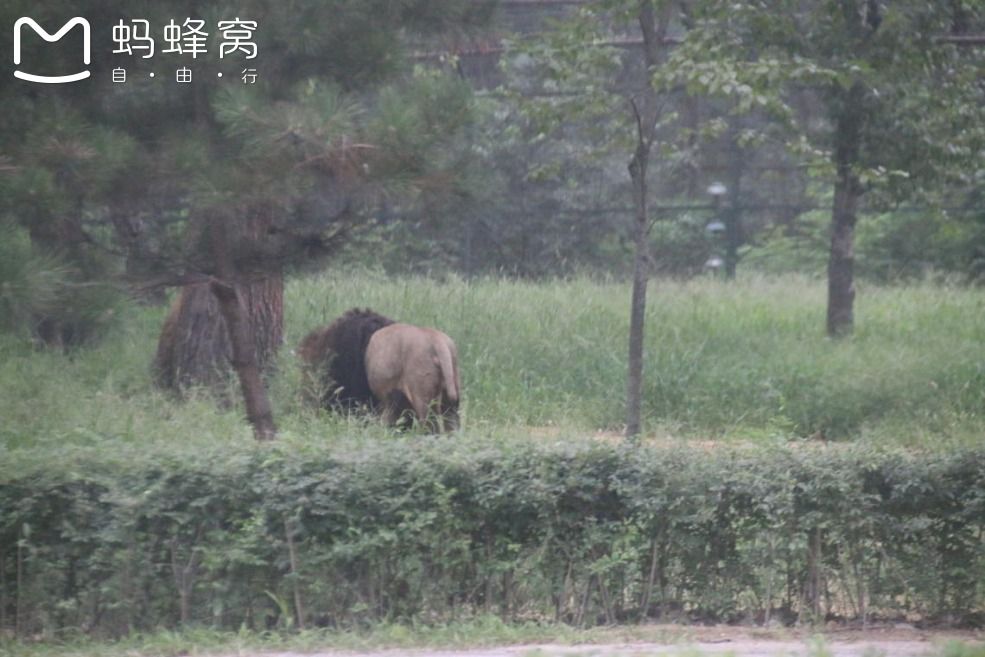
[365,323,461,433]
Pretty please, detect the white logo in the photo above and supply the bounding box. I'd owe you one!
[13,16,91,83]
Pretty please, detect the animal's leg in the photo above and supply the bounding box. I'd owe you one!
[383,389,413,429]
[420,399,443,434]
[409,393,431,429]
[412,381,449,433]
[440,394,460,432]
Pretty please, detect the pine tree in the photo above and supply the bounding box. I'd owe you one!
[1,0,492,439]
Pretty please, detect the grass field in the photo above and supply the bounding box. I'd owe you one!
[2,271,984,451]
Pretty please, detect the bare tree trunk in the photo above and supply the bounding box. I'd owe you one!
[210,278,277,440]
[827,179,860,337]
[764,534,775,625]
[501,569,514,620]
[639,535,660,620]
[803,527,823,623]
[0,549,6,633]
[153,283,233,391]
[208,213,278,441]
[109,207,167,304]
[153,207,281,440]
[153,277,283,392]
[626,138,650,438]
[826,83,864,338]
[284,519,306,629]
[169,534,201,626]
[724,119,745,280]
[625,0,671,438]
[16,535,24,637]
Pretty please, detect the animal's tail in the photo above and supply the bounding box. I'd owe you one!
[436,339,460,403]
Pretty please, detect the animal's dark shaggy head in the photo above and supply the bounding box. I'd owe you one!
[298,308,394,411]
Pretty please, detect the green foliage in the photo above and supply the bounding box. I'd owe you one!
[939,643,985,657]
[662,0,985,195]
[649,211,717,277]
[0,221,121,344]
[742,206,985,283]
[501,7,626,144]
[497,0,706,285]
[0,0,491,352]
[740,211,829,278]
[2,439,984,636]
[0,223,70,335]
[367,69,477,199]
[0,616,585,657]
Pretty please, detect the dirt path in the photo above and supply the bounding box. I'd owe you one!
[245,642,961,657]
[228,626,983,657]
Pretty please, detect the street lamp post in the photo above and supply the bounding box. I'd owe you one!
[705,182,727,276]
[705,181,740,280]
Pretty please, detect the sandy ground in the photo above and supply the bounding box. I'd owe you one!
[225,626,984,657]
[239,641,963,657]
[248,645,949,657]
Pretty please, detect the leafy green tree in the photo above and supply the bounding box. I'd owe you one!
[660,0,985,336]
[505,0,682,437]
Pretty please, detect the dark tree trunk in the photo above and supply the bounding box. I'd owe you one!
[210,277,277,441]
[208,211,278,441]
[826,83,864,338]
[724,119,745,280]
[109,207,167,304]
[624,0,671,439]
[153,209,281,441]
[827,173,859,337]
[626,141,650,439]
[153,277,283,392]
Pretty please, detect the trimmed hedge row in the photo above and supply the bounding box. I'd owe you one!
[1,438,984,637]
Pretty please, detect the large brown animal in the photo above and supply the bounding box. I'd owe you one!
[365,323,461,433]
[298,309,461,432]
[297,308,394,411]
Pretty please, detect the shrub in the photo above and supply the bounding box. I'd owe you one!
[1,439,983,637]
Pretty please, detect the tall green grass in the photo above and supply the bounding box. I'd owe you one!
[2,271,984,450]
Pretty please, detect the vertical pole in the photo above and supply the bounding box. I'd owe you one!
[725,121,743,280]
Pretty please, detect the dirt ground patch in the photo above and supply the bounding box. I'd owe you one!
[231,625,983,657]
